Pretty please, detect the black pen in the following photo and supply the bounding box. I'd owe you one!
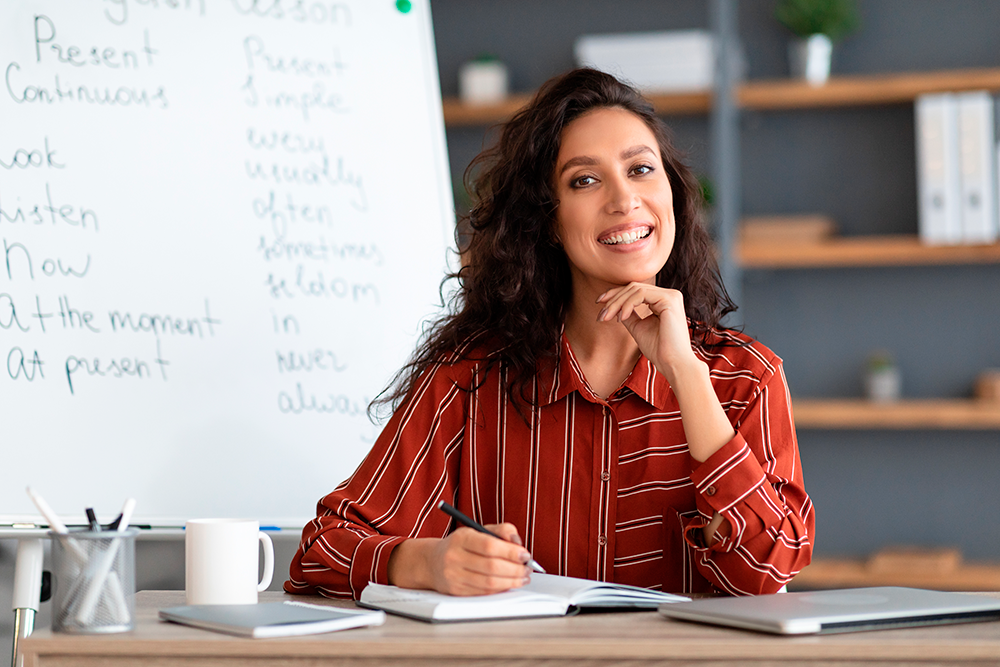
[437,500,546,573]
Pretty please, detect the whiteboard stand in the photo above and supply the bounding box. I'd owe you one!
[2,528,46,667]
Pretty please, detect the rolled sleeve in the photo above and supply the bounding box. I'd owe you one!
[679,361,813,595]
[683,433,776,551]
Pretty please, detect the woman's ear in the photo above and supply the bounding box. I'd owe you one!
[548,200,562,245]
[549,223,562,246]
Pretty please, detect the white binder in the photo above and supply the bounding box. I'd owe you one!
[915,93,963,245]
[956,91,999,244]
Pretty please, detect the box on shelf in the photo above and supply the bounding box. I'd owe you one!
[459,59,509,105]
[974,369,1000,402]
[739,215,837,245]
[574,30,715,93]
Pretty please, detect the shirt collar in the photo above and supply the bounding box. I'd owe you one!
[538,332,672,410]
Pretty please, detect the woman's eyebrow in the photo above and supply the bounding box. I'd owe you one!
[558,155,598,176]
[621,144,655,160]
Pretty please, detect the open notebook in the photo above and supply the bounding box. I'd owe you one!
[657,586,1000,635]
[359,573,689,622]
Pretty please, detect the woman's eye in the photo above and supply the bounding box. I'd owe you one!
[572,175,596,188]
[632,164,654,176]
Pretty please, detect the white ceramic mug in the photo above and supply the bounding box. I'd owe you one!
[185,519,274,605]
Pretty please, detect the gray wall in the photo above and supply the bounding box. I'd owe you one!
[4,0,1000,657]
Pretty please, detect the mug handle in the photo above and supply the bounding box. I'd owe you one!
[257,531,274,592]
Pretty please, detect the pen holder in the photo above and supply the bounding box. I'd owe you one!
[50,529,137,634]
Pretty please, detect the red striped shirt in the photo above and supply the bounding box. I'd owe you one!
[285,328,814,598]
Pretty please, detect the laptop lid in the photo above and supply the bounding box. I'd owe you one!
[657,587,1000,635]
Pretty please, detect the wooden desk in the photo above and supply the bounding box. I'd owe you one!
[19,591,1000,666]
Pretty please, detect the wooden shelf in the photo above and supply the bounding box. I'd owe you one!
[739,67,1000,110]
[441,94,534,127]
[790,548,1000,591]
[738,235,1000,268]
[441,90,711,127]
[441,67,1000,126]
[792,399,1000,430]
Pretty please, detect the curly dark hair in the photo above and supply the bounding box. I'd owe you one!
[373,67,737,417]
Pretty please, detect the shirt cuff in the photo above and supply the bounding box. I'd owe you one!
[684,433,768,551]
[348,534,407,597]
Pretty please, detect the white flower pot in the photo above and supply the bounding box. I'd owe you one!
[459,60,509,105]
[788,34,832,86]
[865,366,901,403]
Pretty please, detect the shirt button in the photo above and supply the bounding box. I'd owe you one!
[601,471,610,482]
[705,485,717,496]
[598,534,607,546]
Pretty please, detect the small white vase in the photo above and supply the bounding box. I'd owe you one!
[865,366,901,403]
[459,60,509,105]
[788,34,832,86]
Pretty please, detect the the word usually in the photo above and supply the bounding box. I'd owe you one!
[244,153,367,210]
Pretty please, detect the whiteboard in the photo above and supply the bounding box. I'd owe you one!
[0,0,454,525]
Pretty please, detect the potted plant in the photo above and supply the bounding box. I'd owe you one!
[775,0,859,85]
[864,350,901,403]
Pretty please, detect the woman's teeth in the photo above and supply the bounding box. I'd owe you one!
[601,228,651,245]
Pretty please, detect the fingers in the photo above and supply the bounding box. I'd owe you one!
[485,522,523,546]
[597,282,681,323]
[433,527,532,596]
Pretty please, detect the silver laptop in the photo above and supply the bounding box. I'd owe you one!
[657,587,1000,635]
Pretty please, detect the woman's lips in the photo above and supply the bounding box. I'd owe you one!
[599,225,653,246]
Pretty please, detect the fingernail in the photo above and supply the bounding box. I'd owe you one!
[522,577,531,586]
[518,550,531,564]
[596,292,606,302]
[511,534,523,546]
[597,307,607,321]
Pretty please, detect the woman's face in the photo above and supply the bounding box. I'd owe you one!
[552,107,676,294]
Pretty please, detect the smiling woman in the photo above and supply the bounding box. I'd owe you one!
[286,68,814,601]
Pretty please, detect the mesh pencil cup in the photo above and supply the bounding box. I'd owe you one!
[50,528,137,633]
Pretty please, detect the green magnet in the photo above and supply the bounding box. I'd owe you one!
[396,0,412,13]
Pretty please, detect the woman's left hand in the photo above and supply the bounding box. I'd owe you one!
[597,282,699,385]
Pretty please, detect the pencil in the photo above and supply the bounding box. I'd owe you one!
[437,500,546,574]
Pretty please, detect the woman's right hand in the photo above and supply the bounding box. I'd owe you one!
[387,523,533,596]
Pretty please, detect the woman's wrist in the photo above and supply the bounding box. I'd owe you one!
[656,354,707,391]
[387,538,433,589]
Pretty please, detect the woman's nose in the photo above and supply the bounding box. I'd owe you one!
[605,176,640,214]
